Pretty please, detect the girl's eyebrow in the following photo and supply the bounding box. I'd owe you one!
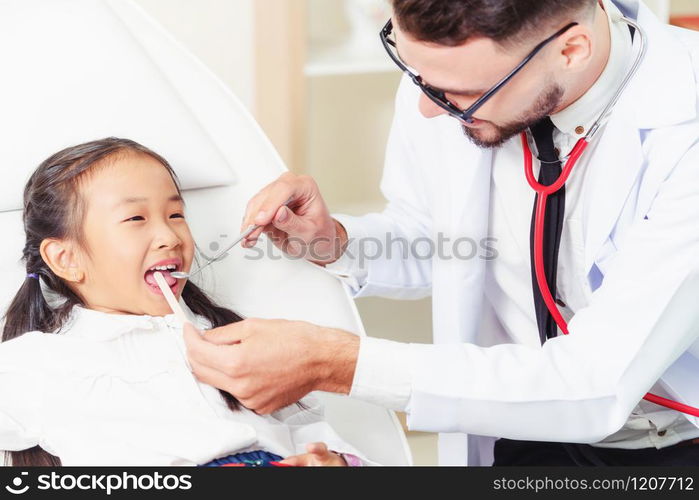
[115,194,183,207]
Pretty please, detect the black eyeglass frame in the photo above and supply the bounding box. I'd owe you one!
[380,20,579,123]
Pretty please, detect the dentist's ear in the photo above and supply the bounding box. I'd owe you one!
[39,238,86,283]
[551,28,592,74]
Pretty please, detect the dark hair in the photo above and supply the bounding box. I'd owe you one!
[391,0,596,46]
[2,138,244,466]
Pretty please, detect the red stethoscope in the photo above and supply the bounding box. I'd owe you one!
[522,13,699,419]
[522,122,699,418]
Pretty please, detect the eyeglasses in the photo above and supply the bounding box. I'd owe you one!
[380,20,578,123]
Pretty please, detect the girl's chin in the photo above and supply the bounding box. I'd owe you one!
[143,300,181,318]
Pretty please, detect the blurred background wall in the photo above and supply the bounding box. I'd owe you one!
[135,0,256,110]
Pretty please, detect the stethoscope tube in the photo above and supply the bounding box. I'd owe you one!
[523,135,699,418]
[522,15,699,418]
[521,14,699,417]
[523,133,589,336]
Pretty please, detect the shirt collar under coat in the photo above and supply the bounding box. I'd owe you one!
[551,0,697,137]
[550,0,633,138]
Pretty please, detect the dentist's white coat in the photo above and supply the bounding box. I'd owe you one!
[336,0,699,465]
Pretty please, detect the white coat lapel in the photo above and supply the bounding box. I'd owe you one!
[431,118,492,346]
[627,3,698,216]
[425,116,493,467]
[583,1,697,275]
[581,100,644,275]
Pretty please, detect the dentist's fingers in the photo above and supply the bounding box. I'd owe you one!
[186,318,356,414]
[188,357,238,400]
[250,175,315,227]
[187,358,277,414]
[185,329,271,413]
[240,174,296,234]
[242,204,303,250]
[260,225,305,256]
[183,322,242,369]
[201,320,255,346]
[262,224,289,245]
[240,173,322,247]
[271,205,308,235]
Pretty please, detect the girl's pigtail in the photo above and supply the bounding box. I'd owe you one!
[2,245,54,342]
[2,249,63,465]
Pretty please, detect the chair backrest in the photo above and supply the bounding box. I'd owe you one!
[0,0,411,465]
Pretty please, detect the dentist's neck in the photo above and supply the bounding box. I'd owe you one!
[555,1,611,112]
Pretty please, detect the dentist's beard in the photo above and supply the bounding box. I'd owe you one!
[462,84,565,149]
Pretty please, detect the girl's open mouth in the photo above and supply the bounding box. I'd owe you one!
[144,262,181,296]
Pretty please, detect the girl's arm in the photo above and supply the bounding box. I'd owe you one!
[0,332,44,452]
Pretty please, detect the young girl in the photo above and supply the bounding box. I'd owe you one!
[0,138,366,466]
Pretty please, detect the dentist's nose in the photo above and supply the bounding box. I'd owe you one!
[418,93,449,119]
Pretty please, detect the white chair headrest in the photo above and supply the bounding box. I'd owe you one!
[0,0,237,213]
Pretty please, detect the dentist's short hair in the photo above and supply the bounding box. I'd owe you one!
[391,0,597,47]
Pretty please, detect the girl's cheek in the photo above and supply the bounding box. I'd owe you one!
[180,228,196,259]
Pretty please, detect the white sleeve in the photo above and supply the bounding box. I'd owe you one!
[272,394,377,465]
[0,333,44,452]
[349,337,413,411]
[321,77,434,300]
[349,142,699,444]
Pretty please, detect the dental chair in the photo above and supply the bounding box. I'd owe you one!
[0,0,411,466]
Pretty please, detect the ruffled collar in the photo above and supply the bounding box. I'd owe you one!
[58,298,209,341]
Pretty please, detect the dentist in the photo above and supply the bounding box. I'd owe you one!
[184,0,699,465]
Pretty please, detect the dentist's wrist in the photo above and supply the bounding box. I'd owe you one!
[309,218,348,266]
[313,327,359,395]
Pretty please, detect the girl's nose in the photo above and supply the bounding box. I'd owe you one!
[154,225,182,250]
[418,93,450,119]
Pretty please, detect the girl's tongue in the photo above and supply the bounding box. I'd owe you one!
[144,269,177,287]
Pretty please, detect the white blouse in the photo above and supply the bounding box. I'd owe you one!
[0,301,364,465]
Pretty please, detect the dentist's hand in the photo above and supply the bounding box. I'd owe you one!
[183,320,359,414]
[240,172,347,265]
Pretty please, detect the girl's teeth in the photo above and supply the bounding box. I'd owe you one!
[150,265,177,271]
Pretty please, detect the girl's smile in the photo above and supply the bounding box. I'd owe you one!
[143,257,183,297]
[72,152,195,316]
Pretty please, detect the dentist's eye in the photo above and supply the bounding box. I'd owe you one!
[124,216,145,222]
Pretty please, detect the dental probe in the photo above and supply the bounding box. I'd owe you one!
[170,198,293,280]
[169,224,258,280]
